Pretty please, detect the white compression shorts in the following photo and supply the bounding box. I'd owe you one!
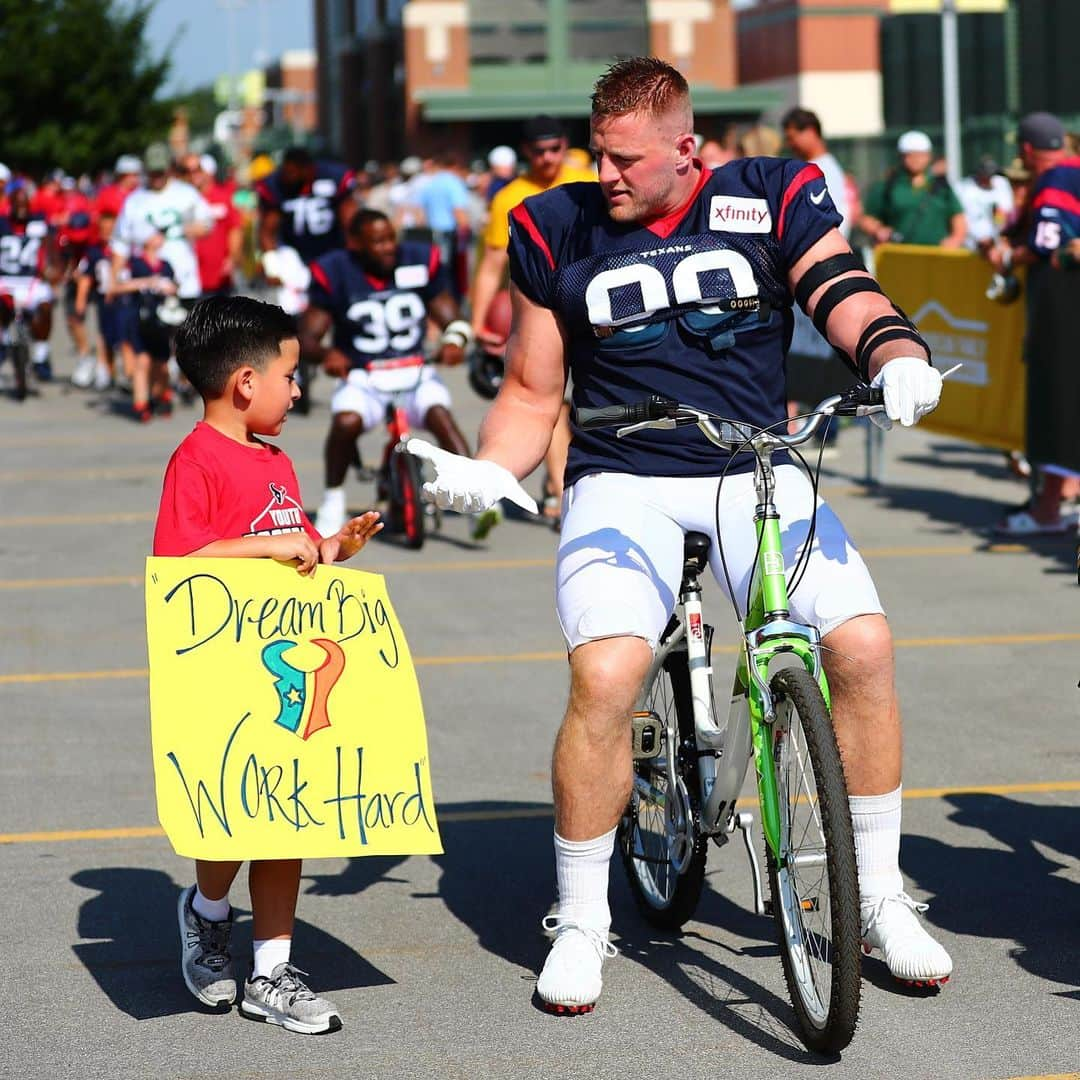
[555,468,883,652]
[0,276,53,312]
[329,365,453,431]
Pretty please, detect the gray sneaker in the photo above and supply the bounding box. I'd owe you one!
[177,885,236,1008]
[240,963,342,1035]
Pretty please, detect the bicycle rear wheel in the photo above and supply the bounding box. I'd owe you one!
[766,667,861,1054]
[619,640,707,931]
[389,448,425,550]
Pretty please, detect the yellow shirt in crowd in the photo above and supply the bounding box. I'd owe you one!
[483,164,597,251]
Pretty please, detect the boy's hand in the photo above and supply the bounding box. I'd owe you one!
[267,533,320,576]
[319,511,383,563]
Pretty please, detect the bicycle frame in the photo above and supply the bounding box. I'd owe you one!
[640,424,837,875]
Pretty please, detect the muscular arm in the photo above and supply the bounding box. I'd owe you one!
[470,246,509,337]
[475,284,569,478]
[789,229,929,380]
[427,290,460,330]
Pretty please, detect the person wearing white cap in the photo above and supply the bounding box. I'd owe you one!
[859,131,966,248]
[95,154,143,220]
[485,145,517,204]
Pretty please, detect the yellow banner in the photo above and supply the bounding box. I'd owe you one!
[888,1,1006,13]
[874,245,1026,450]
[145,558,442,861]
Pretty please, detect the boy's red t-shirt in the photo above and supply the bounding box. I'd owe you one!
[153,421,320,556]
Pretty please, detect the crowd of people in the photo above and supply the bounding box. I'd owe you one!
[1,103,1076,543]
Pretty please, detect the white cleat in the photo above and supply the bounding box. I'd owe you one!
[861,891,953,988]
[536,916,617,1015]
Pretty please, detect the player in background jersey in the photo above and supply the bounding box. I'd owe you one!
[0,181,58,380]
[258,147,358,411]
[989,112,1080,535]
[411,57,951,1012]
[299,209,485,538]
[74,209,122,391]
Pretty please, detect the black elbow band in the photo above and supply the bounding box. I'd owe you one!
[810,276,884,339]
[793,252,866,311]
[854,313,931,381]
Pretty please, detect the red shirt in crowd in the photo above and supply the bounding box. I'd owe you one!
[195,183,242,293]
[153,421,320,556]
[95,183,133,221]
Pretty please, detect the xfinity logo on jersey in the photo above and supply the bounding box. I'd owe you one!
[709,196,772,234]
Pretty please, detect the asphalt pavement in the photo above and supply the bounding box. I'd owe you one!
[1,336,1078,1080]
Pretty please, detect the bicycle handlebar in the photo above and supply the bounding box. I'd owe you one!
[572,384,885,450]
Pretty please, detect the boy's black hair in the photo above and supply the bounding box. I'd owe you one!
[348,207,390,239]
[174,295,297,399]
[781,107,822,137]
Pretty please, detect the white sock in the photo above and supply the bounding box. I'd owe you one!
[191,886,230,922]
[31,341,49,364]
[252,937,292,979]
[320,486,345,508]
[554,827,615,932]
[850,785,904,902]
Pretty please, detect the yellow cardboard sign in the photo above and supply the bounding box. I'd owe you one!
[874,244,1026,450]
[145,558,442,861]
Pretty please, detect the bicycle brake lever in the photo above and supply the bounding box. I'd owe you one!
[616,418,680,437]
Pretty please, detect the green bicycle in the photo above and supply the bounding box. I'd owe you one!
[575,383,886,1054]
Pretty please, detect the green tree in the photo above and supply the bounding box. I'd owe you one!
[0,0,172,175]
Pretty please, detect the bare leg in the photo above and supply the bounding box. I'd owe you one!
[249,858,302,940]
[553,635,653,839]
[324,412,364,488]
[132,351,151,411]
[820,614,900,795]
[424,404,470,457]
[195,858,242,902]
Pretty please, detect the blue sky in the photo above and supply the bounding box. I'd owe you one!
[146,0,314,95]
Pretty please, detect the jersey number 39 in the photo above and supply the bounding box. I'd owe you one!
[346,293,426,355]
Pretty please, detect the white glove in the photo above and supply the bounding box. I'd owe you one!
[869,356,943,430]
[406,439,539,515]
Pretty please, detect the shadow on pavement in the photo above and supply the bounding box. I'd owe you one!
[315,801,821,1061]
[71,866,392,1021]
[901,793,1080,995]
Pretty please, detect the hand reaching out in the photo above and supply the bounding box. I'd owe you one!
[265,532,320,576]
[319,511,383,563]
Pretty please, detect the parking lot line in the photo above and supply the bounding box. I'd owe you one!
[3,629,1080,686]
[1,780,1077,847]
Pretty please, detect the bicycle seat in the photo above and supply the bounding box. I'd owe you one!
[683,531,711,575]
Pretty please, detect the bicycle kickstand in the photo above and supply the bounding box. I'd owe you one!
[733,811,770,916]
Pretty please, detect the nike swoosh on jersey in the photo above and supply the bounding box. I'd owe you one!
[809,188,827,205]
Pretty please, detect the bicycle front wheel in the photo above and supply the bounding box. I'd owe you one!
[766,666,861,1054]
[389,449,425,549]
[619,641,707,931]
[12,340,28,402]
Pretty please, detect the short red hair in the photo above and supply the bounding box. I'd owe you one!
[591,57,691,125]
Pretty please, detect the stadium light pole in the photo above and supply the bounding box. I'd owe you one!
[941,0,963,184]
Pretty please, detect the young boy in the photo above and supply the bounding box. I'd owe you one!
[74,209,121,391]
[153,294,382,1034]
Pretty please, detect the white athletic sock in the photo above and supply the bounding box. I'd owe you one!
[320,486,345,507]
[252,938,292,979]
[554,827,616,932]
[850,785,904,901]
[191,886,230,923]
[31,341,49,364]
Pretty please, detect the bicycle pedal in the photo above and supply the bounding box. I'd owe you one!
[631,711,662,759]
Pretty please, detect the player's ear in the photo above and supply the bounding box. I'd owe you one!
[674,131,697,171]
[234,366,257,403]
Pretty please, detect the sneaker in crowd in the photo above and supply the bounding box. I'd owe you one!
[177,885,236,1008]
[314,493,347,537]
[93,363,112,391]
[535,915,617,1015]
[71,354,96,388]
[240,962,342,1035]
[470,501,503,542]
[32,358,52,382]
[860,891,953,988]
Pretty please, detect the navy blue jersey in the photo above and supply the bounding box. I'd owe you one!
[257,161,356,264]
[308,242,447,370]
[0,215,50,279]
[78,243,115,306]
[508,158,841,483]
[1029,156,1080,257]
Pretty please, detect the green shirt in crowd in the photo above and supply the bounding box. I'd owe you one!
[864,169,964,246]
